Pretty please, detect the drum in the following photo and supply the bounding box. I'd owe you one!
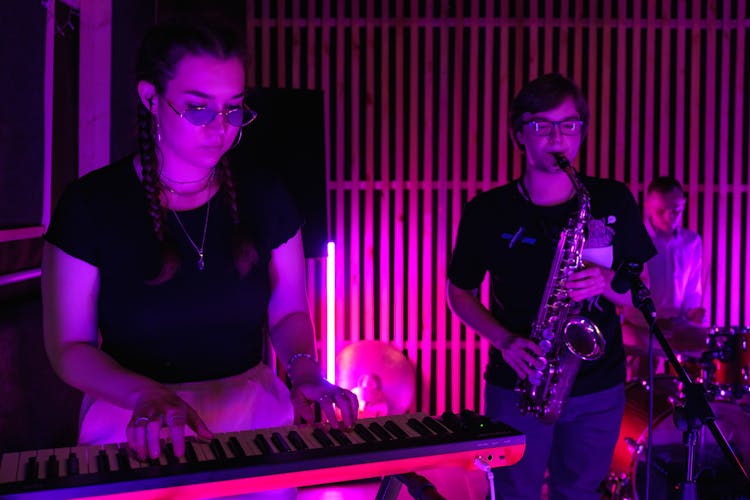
[609,376,681,477]
[605,376,750,499]
[664,352,711,383]
[706,326,750,395]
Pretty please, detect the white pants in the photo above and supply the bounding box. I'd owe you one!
[78,363,296,499]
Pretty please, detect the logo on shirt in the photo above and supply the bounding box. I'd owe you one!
[501,227,536,248]
[586,215,616,249]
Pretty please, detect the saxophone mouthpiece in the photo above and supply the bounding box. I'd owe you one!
[552,153,573,175]
[552,152,569,167]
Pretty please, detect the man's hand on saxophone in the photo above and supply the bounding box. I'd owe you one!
[567,262,631,306]
[566,265,609,302]
[497,335,545,380]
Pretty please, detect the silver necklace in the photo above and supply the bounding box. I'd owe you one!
[161,170,213,185]
[162,179,212,196]
[171,199,211,270]
[160,170,215,196]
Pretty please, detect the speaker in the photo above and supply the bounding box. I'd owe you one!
[230,88,327,259]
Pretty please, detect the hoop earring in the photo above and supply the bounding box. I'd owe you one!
[229,128,243,150]
[155,119,162,143]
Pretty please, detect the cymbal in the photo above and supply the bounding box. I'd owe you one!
[336,340,416,414]
[662,320,710,354]
[622,319,709,355]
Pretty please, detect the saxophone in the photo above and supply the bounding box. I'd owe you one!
[516,153,606,423]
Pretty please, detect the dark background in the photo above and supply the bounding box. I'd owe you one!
[0,2,45,229]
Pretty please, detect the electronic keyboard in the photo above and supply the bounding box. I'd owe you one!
[0,410,525,499]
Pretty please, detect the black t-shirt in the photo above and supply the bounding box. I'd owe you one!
[45,155,302,383]
[448,176,656,396]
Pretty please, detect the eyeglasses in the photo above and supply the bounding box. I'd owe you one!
[524,119,584,136]
[165,98,258,127]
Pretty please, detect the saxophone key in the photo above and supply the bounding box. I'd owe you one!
[539,340,552,353]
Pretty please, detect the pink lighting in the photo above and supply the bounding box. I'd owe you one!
[326,241,336,383]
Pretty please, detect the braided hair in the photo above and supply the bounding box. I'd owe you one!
[136,17,257,284]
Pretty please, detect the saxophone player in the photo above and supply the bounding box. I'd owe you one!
[447,73,656,500]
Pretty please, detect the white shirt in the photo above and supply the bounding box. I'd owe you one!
[623,219,704,326]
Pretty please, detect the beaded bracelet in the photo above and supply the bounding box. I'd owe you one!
[286,352,317,375]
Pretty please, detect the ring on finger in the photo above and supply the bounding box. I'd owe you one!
[134,417,151,425]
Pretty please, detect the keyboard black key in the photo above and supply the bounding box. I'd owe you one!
[353,424,378,443]
[312,428,335,448]
[406,418,432,437]
[115,448,131,471]
[96,450,110,473]
[423,416,450,435]
[46,455,60,479]
[287,431,308,450]
[369,422,393,441]
[164,443,178,465]
[254,434,273,455]
[329,428,353,445]
[24,457,38,481]
[439,411,462,432]
[209,439,228,461]
[184,442,198,463]
[383,421,409,439]
[227,437,246,457]
[67,453,80,476]
[271,432,292,453]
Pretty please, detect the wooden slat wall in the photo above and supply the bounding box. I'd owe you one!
[247,0,750,415]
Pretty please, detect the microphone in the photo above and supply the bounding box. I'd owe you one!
[611,260,657,321]
[611,260,639,294]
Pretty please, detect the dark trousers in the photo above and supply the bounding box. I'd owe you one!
[484,383,625,500]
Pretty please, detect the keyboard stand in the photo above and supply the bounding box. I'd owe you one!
[376,472,444,500]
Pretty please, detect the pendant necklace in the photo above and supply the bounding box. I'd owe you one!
[161,170,213,185]
[171,199,211,271]
[160,170,214,196]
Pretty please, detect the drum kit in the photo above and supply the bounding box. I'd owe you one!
[604,326,750,499]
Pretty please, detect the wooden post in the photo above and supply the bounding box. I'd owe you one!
[78,0,112,176]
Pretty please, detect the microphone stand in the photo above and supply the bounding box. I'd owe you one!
[622,264,749,499]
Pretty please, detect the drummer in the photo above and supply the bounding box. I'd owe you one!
[622,176,706,379]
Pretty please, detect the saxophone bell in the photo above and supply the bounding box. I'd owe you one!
[564,317,605,360]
